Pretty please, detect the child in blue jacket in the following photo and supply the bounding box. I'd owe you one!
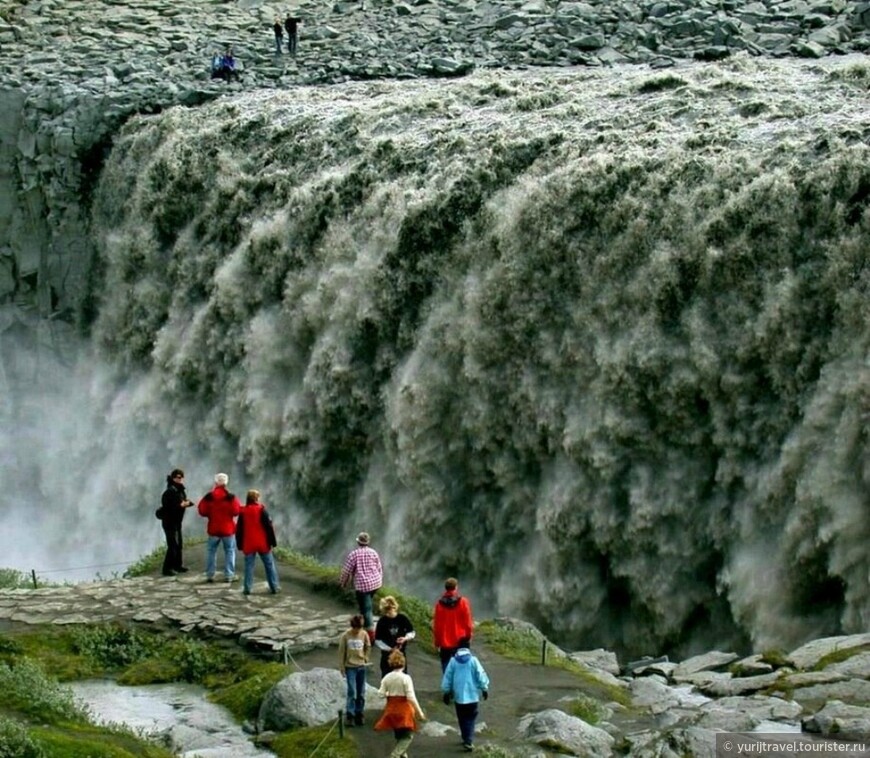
[441,637,490,752]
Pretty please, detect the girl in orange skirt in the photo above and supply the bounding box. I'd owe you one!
[375,650,426,758]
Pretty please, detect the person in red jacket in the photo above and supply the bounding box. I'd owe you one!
[236,489,279,596]
[197,473,242,583]
[433,577,474,672]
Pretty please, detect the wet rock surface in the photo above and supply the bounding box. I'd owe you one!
[0,572,348,654]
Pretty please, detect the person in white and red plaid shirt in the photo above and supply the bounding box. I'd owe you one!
[340,531,383,637]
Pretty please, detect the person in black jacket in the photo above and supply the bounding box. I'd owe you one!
[158,468,195,576]
[272,16,284,54]
[374,596,416,678]
[284,13,301,57]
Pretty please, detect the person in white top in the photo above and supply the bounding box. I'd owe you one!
[374,650,426,757]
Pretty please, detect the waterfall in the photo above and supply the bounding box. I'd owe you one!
[5,59,868,657]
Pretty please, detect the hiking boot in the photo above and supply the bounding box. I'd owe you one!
[354,713,365,726]
[463,743,474,752]
[223,575,236,583]
[205,576,215,583]
[176,566,190,573]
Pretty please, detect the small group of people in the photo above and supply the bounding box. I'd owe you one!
[272,13,301,56]
[210,46,240,81]
[158,469,278,596]
[338,531,489,754]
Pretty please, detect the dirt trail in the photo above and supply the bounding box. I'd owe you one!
[167,548,631,756]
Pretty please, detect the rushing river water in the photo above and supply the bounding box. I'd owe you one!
[3,56,868,659]
[70,679,273,758]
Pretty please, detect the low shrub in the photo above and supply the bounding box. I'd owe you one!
[0,716,46,758]
[0,658,87,724]
[0,568,31,590]
[210,661,289,720]
[565,693,608,724]
[71,624,159,669]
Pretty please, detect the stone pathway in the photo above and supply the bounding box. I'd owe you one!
[0,572,348,654]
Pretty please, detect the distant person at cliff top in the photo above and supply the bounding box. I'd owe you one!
[272,16,284,55]
[211,46,240,82]
[157,468,195,576]
[433,577,474,672]
[339,531,383,638]
[197,473,241,582]
[284,13,301,57]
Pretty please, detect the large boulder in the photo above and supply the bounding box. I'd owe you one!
[568,649,621,677]
[623,727,718,758]
[803,700,870,740]
[516,708,614,757]
[258,667,382,731]
[786,633,870,670]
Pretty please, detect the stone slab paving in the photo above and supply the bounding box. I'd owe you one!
[0,574,348,654]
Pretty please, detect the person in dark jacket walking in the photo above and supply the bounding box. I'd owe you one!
[158,468,194,576]
[374,595,416,678]
[284,13,301,57]
[272,16,284,54]
[197,473,242,583]
[235,489,280,595]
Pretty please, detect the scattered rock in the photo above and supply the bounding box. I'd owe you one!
[517,708,615,757]
[258,667,382,731]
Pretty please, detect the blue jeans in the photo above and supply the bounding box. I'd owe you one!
[344,666,366,717]
[244,552,279,594]
[355,589,376,629]
[206,535,236,579]
[455,702,479,745]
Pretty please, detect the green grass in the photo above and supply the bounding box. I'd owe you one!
[759,649,790,668]
[30,722,174,758]
[476,621,630,707]
[269,722,358,758]
[124,538,205,578]
[564,693,608,724]
[273,548,436,652]
[209,660,289,720]
[0,624,279,757]
[813,643,870,671]
[123,546,165,578]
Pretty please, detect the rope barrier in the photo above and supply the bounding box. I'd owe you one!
[35,561,136,574]
[308,714,341,757]
[282,643,306,672]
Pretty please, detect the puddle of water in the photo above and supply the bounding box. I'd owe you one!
[70,679,274,758]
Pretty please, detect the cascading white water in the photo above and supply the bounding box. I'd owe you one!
[4,58,868,656]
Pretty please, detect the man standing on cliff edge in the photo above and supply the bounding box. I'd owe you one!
[433,577,474,671]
